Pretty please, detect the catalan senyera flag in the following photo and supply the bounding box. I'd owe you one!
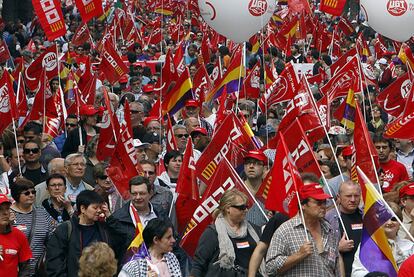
[205,46,244,101]
[32,0,66,41]
[357,167,398,277]
[319,0,347,16]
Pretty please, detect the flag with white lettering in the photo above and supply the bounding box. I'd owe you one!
[265,133,304,216]
[99,41,128,84]
[24,44,59,91]
[74,0,103,23]
[0,70,17,133]
[32,0,66,41]
[180,157,254,256]
[0,39,10,63]
[377,73,411,118]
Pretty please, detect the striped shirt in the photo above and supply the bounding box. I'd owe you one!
[12,207,54,275]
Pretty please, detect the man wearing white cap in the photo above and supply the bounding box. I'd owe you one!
[378,58,393,90]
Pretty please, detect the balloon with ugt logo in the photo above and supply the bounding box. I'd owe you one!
[198,0,277,43]
[360,0,414,42]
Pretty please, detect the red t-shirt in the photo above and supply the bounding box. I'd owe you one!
[0,227,32,277]
[380,159,410,192]
[399,254,414,276]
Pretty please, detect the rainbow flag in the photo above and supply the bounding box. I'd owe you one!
[357,167,398,277]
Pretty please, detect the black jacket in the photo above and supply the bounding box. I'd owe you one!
[45,215,111,277]
[61,127,87,158]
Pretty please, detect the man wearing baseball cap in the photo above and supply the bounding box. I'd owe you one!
[176,99,213,136]
[0,194,32,277]
[243,150,268,227]
[266,183,339,276]
[399,183,414,239]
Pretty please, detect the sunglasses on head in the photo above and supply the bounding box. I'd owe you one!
[231,204,249,211]
[23,148,40,154]
[175,134,189,139]
[21,189,36,196]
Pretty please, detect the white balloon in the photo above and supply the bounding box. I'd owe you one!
[198,0,277,43]
[360,0,414,42]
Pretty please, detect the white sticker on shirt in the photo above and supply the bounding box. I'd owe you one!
[236,241,250,249]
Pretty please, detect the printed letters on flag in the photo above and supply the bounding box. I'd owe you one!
[265,133,304,216]
[99,41,128,84]
[0,70,17,133]
[319,0,347,16]
[196,112,258,185]
[32,0,66,41]
[166,115,178,152]
[180,157,254,256]
[377,73,411,118]
[74,0,103,23]
[25,44,59,91]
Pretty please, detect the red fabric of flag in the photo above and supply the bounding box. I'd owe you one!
[32,0,66,41]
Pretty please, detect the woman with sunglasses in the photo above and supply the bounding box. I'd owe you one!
[10,177,54,276]
[352,201,414,276]
[191,189,264,277]
[93,162,123,213]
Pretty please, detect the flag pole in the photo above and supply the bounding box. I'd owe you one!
[320,174,349,240]
[11,120,22,175]
[295,192,310,242]
[304,76,346,182]
[357,166,414,242]
[223,155,269,222]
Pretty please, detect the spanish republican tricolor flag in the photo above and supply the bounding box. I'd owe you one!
[319,0,347,16]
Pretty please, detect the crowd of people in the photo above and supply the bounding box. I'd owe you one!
[2,0,414,276]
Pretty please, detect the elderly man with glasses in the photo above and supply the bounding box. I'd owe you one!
[64,153,94,204]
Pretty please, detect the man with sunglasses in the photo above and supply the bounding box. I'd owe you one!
[9,141,47,186]
[266,183,340,276]
[0,147,24,197]
[173,125,189,154]
[53,115,78,152]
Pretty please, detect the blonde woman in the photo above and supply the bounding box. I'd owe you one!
[190,188,264,277]
[79,242,117,277]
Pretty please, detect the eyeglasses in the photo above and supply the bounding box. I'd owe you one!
[244,160,264,166]
[175,134,189,139]
[23,148,40,154]
[66,123,77,127]
[144,170,155,176]
[97,175,108,180]
[130,110,143,114]
[231,204,249,211]
[48,183,65,188]
[391,217,398,222]
[21,189,36,196]
[69,162,86,167]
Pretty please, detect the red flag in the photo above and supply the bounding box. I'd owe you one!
[16,72,28,117]
[265,133,304,216]
[258,62,300,112]
[384,69,414,139]
[0,39,10,63]
[200,34,210,65]
[74,0,103,23]
[99,41,128,84]
[166,115,178,152]
[180,157,254,256]
[192,64,212,103]
[0,70,18,133]
[71,22,92,46]
[320,55,362,100]
[337,17,354,36]
[107,135,140,200]
[32,0,66,41]
[196,112,258,185]
[319,0,347,16]
[173,41,186,75]
[175,138,199,234]
[377,73,411,117]
[288,0,311,14]
[27,39,37,53]
[24,45,59,91]
[156,48,178,92]
[374,36,389,59]
[352,104,380,188]
[240,61,261,99]
[120,100,142,171]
